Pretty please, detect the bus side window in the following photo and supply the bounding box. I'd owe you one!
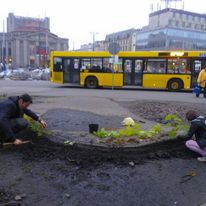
[167,58,189,74]
[86,64,90,69]
[103,58,113,72]
[158,63,166,73]
[81,64,86,70]
[54,57,62,72]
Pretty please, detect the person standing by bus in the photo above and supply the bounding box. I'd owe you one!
[196,65,206,98]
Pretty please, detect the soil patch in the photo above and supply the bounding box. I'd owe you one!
[119,100,206,123]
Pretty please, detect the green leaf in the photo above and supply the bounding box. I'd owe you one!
[24,115,44,137]
[119,128,126,136]
[94,128,108,138]
[108,131,120,138]
[150,123,161,134]
[168,129,178,137]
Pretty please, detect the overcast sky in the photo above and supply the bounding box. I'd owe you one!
[1,0,206,49]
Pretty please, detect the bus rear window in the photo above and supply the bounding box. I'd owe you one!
[54,57,62,72]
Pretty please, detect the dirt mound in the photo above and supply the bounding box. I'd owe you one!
[4,135,195,166]
[119,100,206,123]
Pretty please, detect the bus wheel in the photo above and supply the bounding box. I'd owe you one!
[167,79,183,91]
[85,76,98,89]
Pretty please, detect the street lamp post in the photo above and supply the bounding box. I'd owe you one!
[90,32,98,51]
[2,20,5,70]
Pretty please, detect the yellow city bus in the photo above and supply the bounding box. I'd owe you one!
[50,50,206,91]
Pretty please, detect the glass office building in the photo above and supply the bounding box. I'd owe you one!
[136,8,206,50]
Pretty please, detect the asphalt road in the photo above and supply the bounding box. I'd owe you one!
[1,79,205,125]
[0,80,205,104]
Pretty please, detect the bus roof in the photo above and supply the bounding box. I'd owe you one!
[50,50,206,58]
[50,51,111,58]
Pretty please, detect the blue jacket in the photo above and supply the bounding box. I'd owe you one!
[0,96,39,141]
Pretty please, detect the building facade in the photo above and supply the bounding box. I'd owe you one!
[0,13,69,68]
[136,8,206,50]
[78,41,106,51]
[105,29,137,51]
[78,29,137,52]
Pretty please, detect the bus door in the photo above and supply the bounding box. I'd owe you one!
[191,59,205,87]
[123,59,143,86]
[63,58,80,83]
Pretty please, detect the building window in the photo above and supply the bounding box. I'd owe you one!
[186,22,192,28]
[179,13,182,19]
[175,21,179,27]
[8,48,11,56]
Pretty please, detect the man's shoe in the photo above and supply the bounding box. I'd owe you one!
[197,157,206,162]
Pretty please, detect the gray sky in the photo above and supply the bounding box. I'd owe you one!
[1,0,206,49]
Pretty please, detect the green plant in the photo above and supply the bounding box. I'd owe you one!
[24,115,44,137]
[108,131,120,138]
[94,114,188,144]
[124,126,135,137]
[94,128,108,138]
[164,114,189,137]
[164,114,183,127]
[136,124,161,139]
[93,114,189,143]
[94,122,161,140]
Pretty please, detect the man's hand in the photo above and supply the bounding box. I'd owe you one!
[13,139,26,145]
[39,119,47,128]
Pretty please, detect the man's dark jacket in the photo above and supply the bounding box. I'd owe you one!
[183,116,206,149]
[0,96,39,141]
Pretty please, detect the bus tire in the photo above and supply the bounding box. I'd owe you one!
[167,79,183,91]
[85,76,98,89]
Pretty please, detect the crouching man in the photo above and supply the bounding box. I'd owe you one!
[0,93,47,145]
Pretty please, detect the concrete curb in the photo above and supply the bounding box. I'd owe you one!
[69,138,183,152]
[48,130,184,153]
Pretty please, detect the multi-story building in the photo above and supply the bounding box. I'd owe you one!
[94,40,106,51]
[78,43,93,51]
[0,13,68,68]
[105,29,137,51]
[136,8,206,50]
[79,29,137,52]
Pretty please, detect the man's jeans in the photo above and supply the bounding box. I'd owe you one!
[0,118,28,143]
